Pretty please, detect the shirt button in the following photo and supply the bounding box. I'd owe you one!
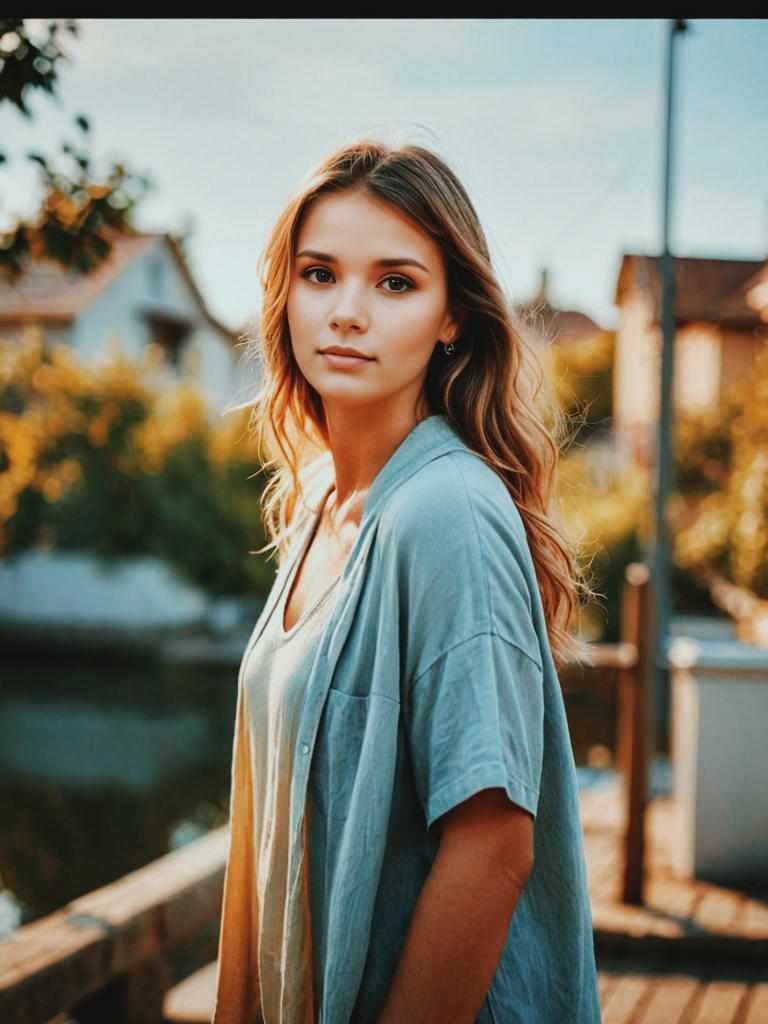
[301,743,310,755]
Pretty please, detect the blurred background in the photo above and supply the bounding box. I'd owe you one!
[1,18,767,1023]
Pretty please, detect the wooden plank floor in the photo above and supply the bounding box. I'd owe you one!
[580,778,768,962]
[596,952,768,1024]
[161,779,768,1024]
[162,955,768,1024]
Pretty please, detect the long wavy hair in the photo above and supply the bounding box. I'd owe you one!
[236,136,597,670]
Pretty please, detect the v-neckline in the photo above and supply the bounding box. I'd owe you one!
[279,482,341,640]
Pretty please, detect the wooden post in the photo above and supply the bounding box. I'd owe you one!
[616,562,651,905]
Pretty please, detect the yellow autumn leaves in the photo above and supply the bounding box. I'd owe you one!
[3,322,767,606]
[671,343,768,596]
[0,328,260,556]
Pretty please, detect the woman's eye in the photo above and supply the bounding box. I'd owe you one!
[381,275,414,293]
[302,267,334,285]
[300,268,414,292]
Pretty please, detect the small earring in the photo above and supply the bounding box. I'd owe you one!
[444,341,456,355]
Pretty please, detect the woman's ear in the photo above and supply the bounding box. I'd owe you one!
[445,305,466,344]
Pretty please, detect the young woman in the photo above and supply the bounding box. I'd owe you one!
[212,137,603,1024]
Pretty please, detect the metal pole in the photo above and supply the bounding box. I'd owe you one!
[650,19,688,788]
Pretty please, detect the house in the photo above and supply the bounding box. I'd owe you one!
[613,254,768,467]
[513,266,605,349]
[0,230,255,419]
[0,231,261,634]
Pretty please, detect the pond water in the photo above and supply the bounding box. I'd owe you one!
[0,638,624,939]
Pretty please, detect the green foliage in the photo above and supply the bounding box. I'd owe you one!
[672,344,768,599]
[558,335,768,641]
[673,401,736,498]
[0,330,273,599]
[546,329,614,452]
[556,445,651,643]
[0,19,79,120]
[0,19,155,283]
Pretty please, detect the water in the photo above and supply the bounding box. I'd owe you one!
[0,642,238,939]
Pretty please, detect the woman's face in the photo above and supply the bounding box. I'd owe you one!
[286,189,460,420]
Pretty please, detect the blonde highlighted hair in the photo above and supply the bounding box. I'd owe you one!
[236,135,596,671]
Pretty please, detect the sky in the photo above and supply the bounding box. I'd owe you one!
[2,18,767,335]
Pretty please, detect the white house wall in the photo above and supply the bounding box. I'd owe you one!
[187,324,243,421]
[68,237,237,417]
[674,324,721,413]
[614,291,658,457]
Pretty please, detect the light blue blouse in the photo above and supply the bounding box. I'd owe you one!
[240,413,602,1023]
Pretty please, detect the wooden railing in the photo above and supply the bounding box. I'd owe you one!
[0,563,654,1024]
[0,828,229,1024]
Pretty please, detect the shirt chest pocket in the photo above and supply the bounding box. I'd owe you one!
[309,688,401,823]
[309,688,369,822]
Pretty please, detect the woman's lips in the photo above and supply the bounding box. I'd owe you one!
[320,351,374,368]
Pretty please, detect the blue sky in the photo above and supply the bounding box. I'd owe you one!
[2,18,767,334]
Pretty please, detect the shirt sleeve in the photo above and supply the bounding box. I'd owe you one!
[403,628,544,834]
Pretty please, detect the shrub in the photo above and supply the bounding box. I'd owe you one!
[0,330,272,599]
[672,343,768,599]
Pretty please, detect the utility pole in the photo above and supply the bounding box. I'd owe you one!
[648,18,689,802]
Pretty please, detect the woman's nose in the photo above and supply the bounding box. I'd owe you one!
[329,282,369,332]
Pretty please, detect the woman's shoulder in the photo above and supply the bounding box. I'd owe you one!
[380,446,528,556]
[377,447,543,665]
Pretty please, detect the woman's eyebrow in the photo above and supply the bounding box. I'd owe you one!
[295,249,430,273]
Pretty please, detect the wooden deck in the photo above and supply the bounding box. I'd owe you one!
[585,777,768,1022]
[581,777,768,962]
[597,952,768,1023]
[161,956,768,1024]
[161,778,768,1024]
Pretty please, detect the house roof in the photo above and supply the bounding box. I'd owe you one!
[0,230,242,346]
[614,253,768,328]
[512,267,605,345]
[514,299,604,345]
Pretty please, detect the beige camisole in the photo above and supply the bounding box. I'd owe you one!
[212,497,342,1023]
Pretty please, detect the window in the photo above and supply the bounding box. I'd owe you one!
[147,315,190,369]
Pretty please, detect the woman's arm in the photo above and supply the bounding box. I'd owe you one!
[377,787,534,1024]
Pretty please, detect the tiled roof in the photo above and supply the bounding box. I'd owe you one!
[512,265,605,345]
[513,297,604,345]
[0,231,241,345]
[615,253,768,327]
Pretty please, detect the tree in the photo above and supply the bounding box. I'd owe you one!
[0,18,153,282]
[0,18,78,121]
